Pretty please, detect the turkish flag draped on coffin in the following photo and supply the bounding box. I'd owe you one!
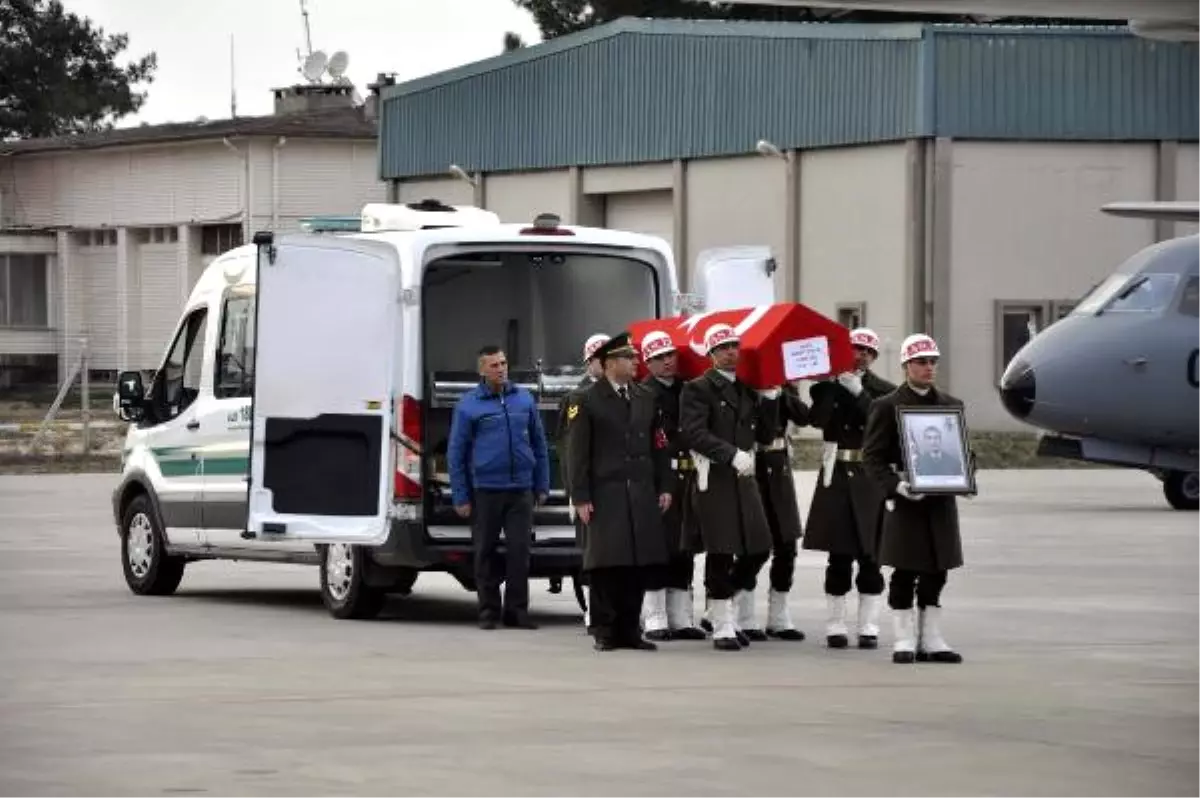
[628,303,856,389]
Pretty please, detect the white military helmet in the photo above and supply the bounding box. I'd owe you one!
[704,323,740,354]
[582,333,610,362]
[849,327,881,353]
[640,330,676,361]
[900,333,940,364]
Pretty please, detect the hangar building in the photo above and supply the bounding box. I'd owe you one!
[376,19,1198,431]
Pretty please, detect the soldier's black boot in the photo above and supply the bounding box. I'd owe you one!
[891,607,916,664]
[734,590,768,643]
[915,606,963,663]
[857,593,884,649]
[642,589,672,641]
[666,588,707,640]
[765,589,806,641]
[825,594,849,649]
[710,599,742,651]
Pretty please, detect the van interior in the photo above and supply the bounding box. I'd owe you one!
[421,249,662,526]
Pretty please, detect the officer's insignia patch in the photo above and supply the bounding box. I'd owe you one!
[567,403,579,421]
[654,428,668,449]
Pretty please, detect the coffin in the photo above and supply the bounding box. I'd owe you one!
[628,303,855,388]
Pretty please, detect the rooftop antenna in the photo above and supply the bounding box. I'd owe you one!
[327,50,350,84]
[299,0,313,57]
[229,33,237,118]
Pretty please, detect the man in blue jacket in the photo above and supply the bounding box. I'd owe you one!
[448,344,551,630]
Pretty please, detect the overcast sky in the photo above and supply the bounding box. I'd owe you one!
[62,0,545,126]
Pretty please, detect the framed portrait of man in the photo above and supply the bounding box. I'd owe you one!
[896,406,976,495]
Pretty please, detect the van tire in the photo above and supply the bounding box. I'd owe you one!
[120,494,186,596]
[1164,471,1199,511]
[318,543,386,620]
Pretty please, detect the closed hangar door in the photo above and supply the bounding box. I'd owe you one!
[604,190,674,249]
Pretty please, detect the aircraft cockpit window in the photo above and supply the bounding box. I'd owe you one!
[1072,274,1128,315]
[1101,273,1181,314]
[1179,277,1198,317]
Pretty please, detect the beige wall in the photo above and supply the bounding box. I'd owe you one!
[797,143,912,384]
[485,170,572,224]
[1175,143,1198,238]
[947,140,1159,431]
[686,155,789,302]
[395,177,475,206]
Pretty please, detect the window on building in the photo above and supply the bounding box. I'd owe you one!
[201,224,244,256]
[0,254,50,328]
[214,290,256,399]
[995,301,1047,379]
[1051,300,1076,321]
[836,302,866,330]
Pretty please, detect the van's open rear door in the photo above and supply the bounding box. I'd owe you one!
[245,232,398,546]
[696,246,779,309]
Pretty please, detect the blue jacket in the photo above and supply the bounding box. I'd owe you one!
[447,381,550,506]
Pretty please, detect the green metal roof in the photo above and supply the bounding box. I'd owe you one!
[379,19,1198,179]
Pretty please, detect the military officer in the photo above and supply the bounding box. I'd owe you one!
[803,327,896,649]
[862,333,969,665]
[679,323,781,652]
[568,332,673,651]
[738,380,810,642]
[637,330,706,642]
[556,332,609,632]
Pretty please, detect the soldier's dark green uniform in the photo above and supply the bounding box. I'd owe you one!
[568,333,672,651]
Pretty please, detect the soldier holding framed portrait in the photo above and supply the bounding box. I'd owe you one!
[862,333,975,666]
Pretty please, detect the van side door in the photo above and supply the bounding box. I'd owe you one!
[197,282,256,545]
[138,306,211,545]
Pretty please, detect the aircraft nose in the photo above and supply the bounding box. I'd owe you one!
[999,358,1036,420]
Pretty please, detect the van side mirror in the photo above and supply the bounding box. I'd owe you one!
[115,370,147,422]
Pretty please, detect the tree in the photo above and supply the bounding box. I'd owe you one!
[503,31,527,51]
[0,0,157,140]
[511,0,1124,40]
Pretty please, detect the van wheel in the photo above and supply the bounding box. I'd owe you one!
[1164,471,1199,511]
[121,494,186,596]
[318,543,386,619]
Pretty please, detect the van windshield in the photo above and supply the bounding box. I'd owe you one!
[422,250,660,375]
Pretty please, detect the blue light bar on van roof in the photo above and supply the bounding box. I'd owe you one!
[298,215,362,233]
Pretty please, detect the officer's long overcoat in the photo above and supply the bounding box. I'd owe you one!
[861,382,969,573]
[803,370,896,557]
[567,379,671,571]
[678,369,778,557]
[755,383,809,545]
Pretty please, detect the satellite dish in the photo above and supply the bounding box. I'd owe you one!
[327,51,349,79]
[301,50,328,83]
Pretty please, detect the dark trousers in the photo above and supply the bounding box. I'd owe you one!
[887,569,948,610]
[825,553,885,596]
[589,565,646,644]
[471,489,533,621]
[768,539,797,593]
[705,552,770,601]
[643,554,695,592]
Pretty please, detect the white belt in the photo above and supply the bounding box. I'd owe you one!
[761,437,788,452]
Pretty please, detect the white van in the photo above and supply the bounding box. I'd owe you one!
[110,199,778,620]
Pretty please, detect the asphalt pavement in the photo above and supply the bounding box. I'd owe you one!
[0,469,1195,796]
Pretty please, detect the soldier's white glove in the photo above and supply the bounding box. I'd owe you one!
[757,387,781,399]
[895,480,923,501]
[820,442,837,488]
[837,371,863,396]
[692,450,711,492]
[732,449,755,476]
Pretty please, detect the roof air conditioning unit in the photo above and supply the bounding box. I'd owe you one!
[360,199,502,232]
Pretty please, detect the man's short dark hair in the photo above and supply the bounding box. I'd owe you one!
[478,345,503,358]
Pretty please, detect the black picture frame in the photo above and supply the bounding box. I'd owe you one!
[895,406,977,496]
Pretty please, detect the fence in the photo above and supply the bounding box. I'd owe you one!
[0,338,125,472]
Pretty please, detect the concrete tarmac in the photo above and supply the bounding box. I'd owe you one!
[0,470,1195,796]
